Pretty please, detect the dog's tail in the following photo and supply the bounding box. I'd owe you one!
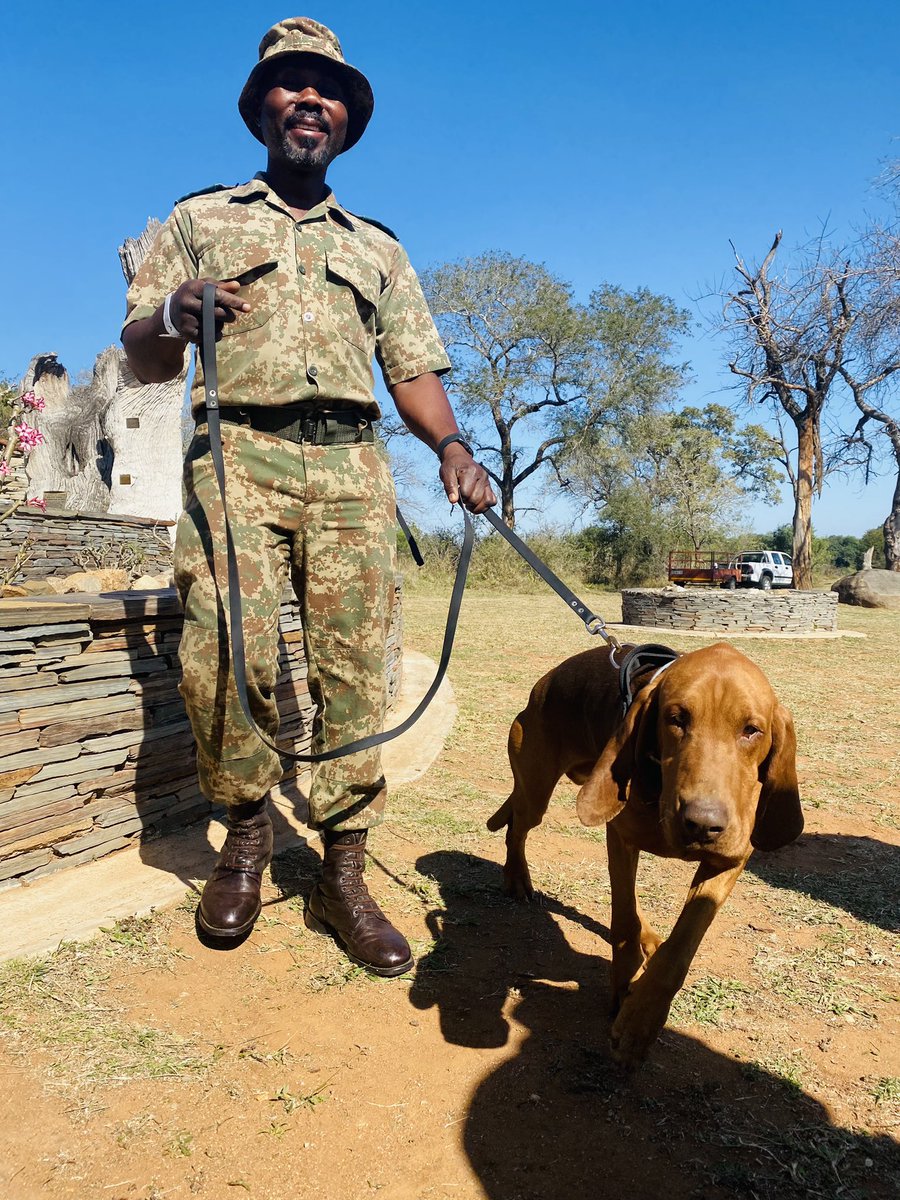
[486,797,513,832]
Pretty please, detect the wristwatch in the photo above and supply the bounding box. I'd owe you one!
[437,432,474,460]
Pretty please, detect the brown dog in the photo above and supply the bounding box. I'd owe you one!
[487,642,802,1067]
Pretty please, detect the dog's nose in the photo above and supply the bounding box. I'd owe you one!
[680,799,728,843]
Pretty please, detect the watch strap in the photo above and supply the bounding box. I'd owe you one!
[437,432,474,460]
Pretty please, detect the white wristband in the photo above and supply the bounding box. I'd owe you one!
[161,292,184,339]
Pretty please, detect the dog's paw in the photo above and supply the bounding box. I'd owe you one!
[502,866,534,903]
[609,988,670,1069]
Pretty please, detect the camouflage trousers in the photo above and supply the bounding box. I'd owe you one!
[174,422,396,831]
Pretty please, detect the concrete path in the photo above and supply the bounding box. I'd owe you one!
[0,651,456,963]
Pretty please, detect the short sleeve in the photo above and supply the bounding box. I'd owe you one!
[374,244,451,386]
[121,206,199,334]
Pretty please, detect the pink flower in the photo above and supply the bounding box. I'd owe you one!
[21,392,45,412]
[0,460,10,477]
[27,497,47,512]
[14,423,44,452]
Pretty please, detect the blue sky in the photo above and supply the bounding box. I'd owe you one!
[2,0,898,536]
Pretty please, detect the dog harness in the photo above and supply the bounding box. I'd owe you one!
[616,643,680,714]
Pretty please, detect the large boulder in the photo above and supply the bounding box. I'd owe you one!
[832,569,900,610]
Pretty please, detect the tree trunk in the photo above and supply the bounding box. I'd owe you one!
[884,473,900,570]
[20,218,186,526]
[21,353,111,511]
[105,222,187,527]
[792,419,816,589]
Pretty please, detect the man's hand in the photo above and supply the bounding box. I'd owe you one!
[439,443,496,514]
[166,278,250,344]
[388,373,498,515]
[122,278,252,383]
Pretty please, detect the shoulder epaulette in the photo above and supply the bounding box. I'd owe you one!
[175,183,230,205]
[346,211,400,241]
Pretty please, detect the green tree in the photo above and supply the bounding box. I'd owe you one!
[0,378,16,430]
[420,252,689,528]
[563,404,781,583]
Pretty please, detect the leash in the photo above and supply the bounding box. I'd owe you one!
[200,282,479,763]
[199,282,619,763]
[479,507,621,651]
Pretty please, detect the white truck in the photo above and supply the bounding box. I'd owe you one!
[735,550,794,590]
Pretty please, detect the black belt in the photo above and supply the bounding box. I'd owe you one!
[197,404,373,446]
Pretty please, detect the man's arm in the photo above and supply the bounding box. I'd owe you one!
[122,279,251,384]
[389,372,496,514]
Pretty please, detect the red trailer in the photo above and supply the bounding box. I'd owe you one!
[667,550,742,588]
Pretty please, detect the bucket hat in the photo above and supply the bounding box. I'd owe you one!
[238,17,374,151]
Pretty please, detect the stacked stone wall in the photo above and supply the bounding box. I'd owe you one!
[621,587,838,633]
[1,508,174,584]
[0,582,402,887]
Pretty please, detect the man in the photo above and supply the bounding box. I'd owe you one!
[122,17,495,976]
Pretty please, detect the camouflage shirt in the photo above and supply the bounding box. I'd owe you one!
[122,175,450,417]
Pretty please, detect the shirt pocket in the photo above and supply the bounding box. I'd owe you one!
[325,247,381,351]
[195,247,278,335]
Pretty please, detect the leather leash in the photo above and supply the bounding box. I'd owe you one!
[199,282,618,764]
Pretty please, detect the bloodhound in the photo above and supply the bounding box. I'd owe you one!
[487,642,802,1068]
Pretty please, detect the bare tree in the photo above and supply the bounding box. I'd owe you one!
[21,220,186,526]
[841,368,900,568]
[21,352,113,510]
[722,231,874,588]
[840,165,900,569]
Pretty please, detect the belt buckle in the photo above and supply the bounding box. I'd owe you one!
[299,413,320,443]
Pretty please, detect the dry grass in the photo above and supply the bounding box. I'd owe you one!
[0,589,897,1198]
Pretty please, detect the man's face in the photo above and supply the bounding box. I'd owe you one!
[260,58,349,171]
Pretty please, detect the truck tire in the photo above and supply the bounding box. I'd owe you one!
[759,573,773,591]
[722,577,737,590]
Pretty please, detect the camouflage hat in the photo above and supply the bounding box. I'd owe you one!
[238,17,374,151]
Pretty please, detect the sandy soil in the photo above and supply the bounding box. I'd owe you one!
[0,594,897,1200]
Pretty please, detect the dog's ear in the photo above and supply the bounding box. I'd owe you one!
[752,703,803,851]
[577,679,661,826]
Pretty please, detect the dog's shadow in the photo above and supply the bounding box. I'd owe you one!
[408,850,899,1200]
[408,849,609,1048]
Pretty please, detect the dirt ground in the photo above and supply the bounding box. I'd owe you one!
[1,592,898,1200]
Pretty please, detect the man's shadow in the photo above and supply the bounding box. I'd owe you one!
[745,833,900,933]
[409,850,899,1200]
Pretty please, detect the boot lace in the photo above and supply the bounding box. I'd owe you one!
[221,824,264,874]
[334,851,386,920]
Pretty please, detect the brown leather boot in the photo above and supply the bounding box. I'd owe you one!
[198,799,273,940]
[305,830,413,977]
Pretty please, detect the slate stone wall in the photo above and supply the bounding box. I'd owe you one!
[1,508,174,584]
[621,587,838,633]
[0,583,403,887]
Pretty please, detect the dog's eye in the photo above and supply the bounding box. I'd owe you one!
[666,710,688,730]
[742,724,762,740]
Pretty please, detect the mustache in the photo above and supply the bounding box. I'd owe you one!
[286,109,329,133]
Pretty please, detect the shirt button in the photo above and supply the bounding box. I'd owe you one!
[299,264,307,275]
[308,365,318,377]
[303,311,314,323]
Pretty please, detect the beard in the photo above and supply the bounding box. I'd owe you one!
[276,112,343,169]
[279,130,334,168]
